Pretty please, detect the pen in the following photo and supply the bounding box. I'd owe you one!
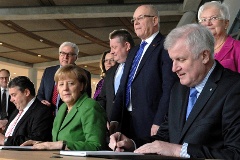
[114,132,121,151]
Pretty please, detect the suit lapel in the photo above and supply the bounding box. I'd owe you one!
[58,93,88,131]
[178,87,189,133]
[215,36,233,61]
[134,33,162,79]
[49,65,60,94]
[13,99,37,134]
[111,64,119,95]
[179,63,223,141]
[121,47,139,85]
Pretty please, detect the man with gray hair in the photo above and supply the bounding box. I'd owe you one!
[37,42,91,116]
[109,24,240,159]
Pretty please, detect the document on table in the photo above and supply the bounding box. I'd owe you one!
[60,150,143,157]
[0,146,33,150]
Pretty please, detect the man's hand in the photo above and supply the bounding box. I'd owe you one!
[21,140,38,146]
[21,140,63,150]
[134,140,182,157]
[151,124,160,136]
[0,133,5,145]
[41,100,51,107]
[0,119,8,131]
[109,132,135,152]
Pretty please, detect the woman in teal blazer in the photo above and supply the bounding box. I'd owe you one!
[22,64,107,150]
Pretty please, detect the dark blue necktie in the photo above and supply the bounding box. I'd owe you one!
[125,41,147,107]
[186,87,198,120]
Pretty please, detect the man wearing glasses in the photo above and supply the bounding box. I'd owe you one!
[110,5,177,139]
[0,69,16,131]
[37,42,91,116]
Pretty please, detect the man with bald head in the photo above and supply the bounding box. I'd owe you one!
[110,5,177,139]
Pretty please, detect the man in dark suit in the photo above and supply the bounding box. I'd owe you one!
[97,29,135,123]
[0,69,16,130]
[109,24,240,159]
[110,5,177,139]
[0,76,53,146]
[37,42,91,116]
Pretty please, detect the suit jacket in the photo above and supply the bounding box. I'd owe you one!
[52,93,107,151]
[0,90,16,119]
[141,62,240,159]
[37,65,92,109]
[4,98,53,146]
[111,32,177,139]
[215,36,240,72]
[97,64,119,121]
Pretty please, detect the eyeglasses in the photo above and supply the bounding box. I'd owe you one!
[0,77,9,80]
[198,16,224,23]
[104,59,115,63]
[59,51,77,57]
[131,15,155,24]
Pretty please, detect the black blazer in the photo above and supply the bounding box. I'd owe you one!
[111,32,178,139]
[4,98,54,146]
[140,62,240,159]
[37,65,92,108]
[97,64,119,121]
[0,90,16,119]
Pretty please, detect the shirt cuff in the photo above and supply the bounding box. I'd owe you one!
[180,142,190,158]
[130,139,137,150]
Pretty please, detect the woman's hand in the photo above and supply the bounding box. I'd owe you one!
[21,140,38,146]
[21,140,63,150]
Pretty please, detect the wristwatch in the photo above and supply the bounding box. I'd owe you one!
[62,140,66,150]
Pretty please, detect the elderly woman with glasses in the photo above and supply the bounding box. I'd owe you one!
[198,1,240,72]
[21,64,107,151]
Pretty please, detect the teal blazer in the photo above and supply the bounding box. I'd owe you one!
[52,93,107,150]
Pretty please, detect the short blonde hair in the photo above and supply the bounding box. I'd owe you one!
[54,64,88,93]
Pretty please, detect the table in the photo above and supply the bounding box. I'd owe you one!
[0,150,108,160]
[0,150,190,159]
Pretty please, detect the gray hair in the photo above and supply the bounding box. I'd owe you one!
[164,23,214,59]
[198,1,230,20]
[59,42,79,55]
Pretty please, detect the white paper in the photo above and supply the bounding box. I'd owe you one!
[0,146,33,150]
[60,150,143,157]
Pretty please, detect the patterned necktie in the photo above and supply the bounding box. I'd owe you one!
[1,89,7,113]
[51,84,58,106]
[93,79,104,99]
[5,110,23,137]
[186,87,198,120]
[125,41,147,107]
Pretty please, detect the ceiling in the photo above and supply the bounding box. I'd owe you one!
[0,0,188,76]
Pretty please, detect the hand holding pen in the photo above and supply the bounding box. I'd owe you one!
[109,132,135,152]
[114,132,122,151]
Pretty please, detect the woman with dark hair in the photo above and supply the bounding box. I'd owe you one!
[93,50,116,100]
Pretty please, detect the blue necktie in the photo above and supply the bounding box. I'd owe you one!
[114,63,124,94]
[186,87,198,120]
[125,41,147,107]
